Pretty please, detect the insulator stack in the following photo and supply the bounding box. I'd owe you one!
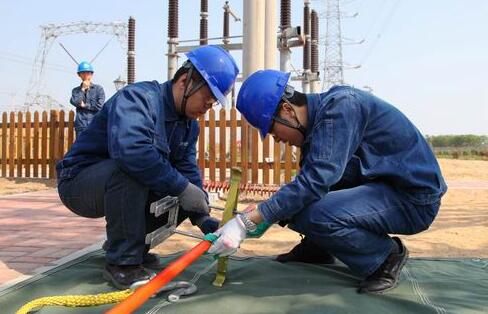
[280,0,291,31]
[200,0,208,45]
[168,0,178,38]
[127,17,135,84]
[223,1,230,44]
[311,10,319,74]
[303,2,311,71]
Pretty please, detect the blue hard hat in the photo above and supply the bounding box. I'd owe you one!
[77,61,94,73]
[185,45,239,106]
[237,70,290,139]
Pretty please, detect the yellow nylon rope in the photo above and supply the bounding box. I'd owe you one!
[16,289,133,314]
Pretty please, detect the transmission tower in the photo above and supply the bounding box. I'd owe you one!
[322,0,344,91]
[24,21,128,112]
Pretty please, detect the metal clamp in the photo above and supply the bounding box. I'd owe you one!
[145,197,225,248]
[145,196,180,249]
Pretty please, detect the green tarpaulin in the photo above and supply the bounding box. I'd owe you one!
[1,250,487,313]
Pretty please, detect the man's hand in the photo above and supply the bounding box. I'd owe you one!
[208,216,246,256]
[81,80,91,91]
[243,203,257,213]
[177,182,210,214]
[243,204,271,238]
[80,100,86,108]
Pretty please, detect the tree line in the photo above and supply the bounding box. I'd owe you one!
[426,135,488,147]
[425,135,488,160]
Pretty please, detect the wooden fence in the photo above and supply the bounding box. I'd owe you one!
[0,109,299,184]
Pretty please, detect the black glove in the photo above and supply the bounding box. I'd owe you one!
[177,183,210,214]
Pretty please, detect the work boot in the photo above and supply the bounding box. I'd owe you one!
[276,237,335,264]
[358,237,409,294]
[103,264,153,290]
[142,252,163,269]
[102,241,162,268]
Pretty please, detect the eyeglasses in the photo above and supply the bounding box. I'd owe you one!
[203,97,217,109]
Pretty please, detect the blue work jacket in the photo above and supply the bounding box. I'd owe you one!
[259,86,448,223]
[58,81,201,196]
[70,83,105,131]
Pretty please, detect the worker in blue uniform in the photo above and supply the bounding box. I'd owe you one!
[57,46,239,289]
[209,69,447,294]
[70,61,105,135]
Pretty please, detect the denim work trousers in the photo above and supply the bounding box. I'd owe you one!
[288,177,440,277]
[58,159,203,265]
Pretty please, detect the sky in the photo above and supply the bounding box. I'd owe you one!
[0,0,487,135]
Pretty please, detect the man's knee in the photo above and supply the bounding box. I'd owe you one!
[106,162,147,194]
[289,200,346,238]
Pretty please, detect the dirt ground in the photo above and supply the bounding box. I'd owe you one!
[155,158,488,258]
[0,177,56,196]
[0,159,486,258]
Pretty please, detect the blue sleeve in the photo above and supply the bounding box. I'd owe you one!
[258,93,366,223]
[107,86,189,196]
[86,85,105,112]
[173,123,203,189]
[70,87,83,108]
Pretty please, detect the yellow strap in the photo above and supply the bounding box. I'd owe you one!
[213,167,241,287]
[16,289,133,314]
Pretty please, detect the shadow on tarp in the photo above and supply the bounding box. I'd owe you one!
[0,249,487,314]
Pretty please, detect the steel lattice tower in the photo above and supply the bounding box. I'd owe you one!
[24,21,128,112]
[322,0,344,91]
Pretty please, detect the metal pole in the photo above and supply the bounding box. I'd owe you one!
[243,0,265,183]
[243,0,265,77]
[265,0,277,70]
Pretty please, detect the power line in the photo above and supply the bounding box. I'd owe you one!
[0,50,73,69]
[58,43,79,65]
[359,0,388,45]
[0,50,72,73]
[89,35,115,63]
[0,53,72,74]
[359,0,401,65]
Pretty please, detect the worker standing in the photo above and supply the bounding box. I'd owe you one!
[209,69,447,294]
[57,46,239,289]
[70,61,105,135]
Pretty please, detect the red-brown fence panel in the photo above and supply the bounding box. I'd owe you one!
[33,112,40,177]
[0,109,300,184]
[1,113,7,176]
[25,112,31,177]
[8,112,15,178]
[41,111,48,178]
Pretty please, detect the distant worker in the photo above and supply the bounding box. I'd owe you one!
[70,61,105,135]
[57,46,239,289]
[209,70,447,294]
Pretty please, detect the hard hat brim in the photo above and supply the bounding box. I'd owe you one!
[189,58,228,107]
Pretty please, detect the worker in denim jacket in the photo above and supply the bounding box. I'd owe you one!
[209,70,447,294]
[57,46,239,289]
[70,61,105,135]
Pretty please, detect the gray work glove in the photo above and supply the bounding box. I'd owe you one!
[177,183,210,214]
